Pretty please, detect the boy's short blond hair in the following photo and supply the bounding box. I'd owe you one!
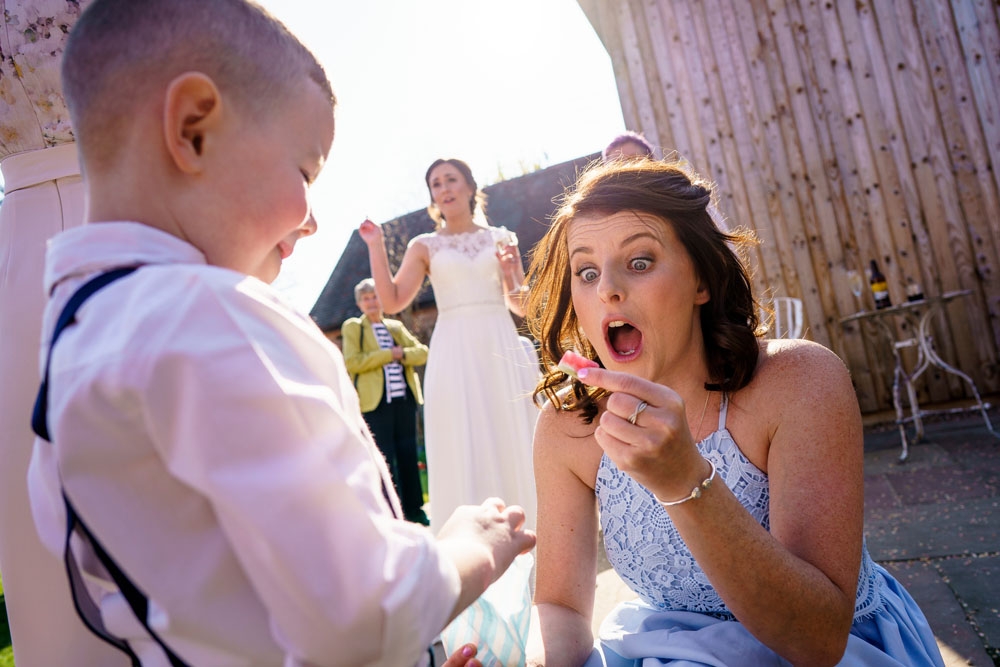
[62,0,334,169]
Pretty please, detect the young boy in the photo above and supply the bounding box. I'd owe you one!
[27,1,534,665]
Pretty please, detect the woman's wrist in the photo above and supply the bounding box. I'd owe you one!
[654,458,717,507]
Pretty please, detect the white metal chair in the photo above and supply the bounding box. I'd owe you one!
[765,296,804,339]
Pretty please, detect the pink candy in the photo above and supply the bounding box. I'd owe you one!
[557,350,599,379]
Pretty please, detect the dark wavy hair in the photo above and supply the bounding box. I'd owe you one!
[525,159,763,422]
[424,158,488,229]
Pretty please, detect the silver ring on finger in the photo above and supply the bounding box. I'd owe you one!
[627,400,648,425]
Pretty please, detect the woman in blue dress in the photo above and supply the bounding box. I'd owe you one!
[522,158,944,666]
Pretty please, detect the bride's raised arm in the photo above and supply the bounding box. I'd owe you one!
[359,219,430,315]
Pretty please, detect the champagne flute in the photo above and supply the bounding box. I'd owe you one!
[847,269,864,310]
[496,230,519,256]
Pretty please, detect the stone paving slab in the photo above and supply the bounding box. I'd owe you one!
[881,559,995,666]
[936,554,1000,665]
[865,496,1000,561]
[863,441,956,476]
[889,466,997,505]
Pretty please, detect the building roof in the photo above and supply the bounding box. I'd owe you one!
[309,153,598,331]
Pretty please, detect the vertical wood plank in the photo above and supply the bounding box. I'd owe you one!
[760,0,877,407]
[673,0,772,299]
[952,0,1000,204]
[616,0,661,142]
[595,0,641,131]
[641,0,695,161]
[576,0,1000,412]
[655,0,725,192]
[729,0,835,348]
[844,1,951,402]
[797,0,896,407]
[912,0,1000,382]
[695,0,785,305]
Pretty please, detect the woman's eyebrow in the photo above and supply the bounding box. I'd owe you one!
[621,231,660,245]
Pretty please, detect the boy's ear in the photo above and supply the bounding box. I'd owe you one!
[163,72,224,174]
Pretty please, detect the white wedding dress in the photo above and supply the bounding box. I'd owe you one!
[413,226,539,532]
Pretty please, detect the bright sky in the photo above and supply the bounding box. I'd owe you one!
[257,0,627,312]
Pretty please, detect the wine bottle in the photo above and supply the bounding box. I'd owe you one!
[870,260,891,309]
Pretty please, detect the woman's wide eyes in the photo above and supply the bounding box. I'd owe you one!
[575,257,653,282]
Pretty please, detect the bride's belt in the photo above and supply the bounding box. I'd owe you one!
[436,300,507,315]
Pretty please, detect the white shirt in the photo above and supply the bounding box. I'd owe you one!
[28,222,460,666]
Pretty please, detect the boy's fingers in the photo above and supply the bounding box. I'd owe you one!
[481,497,506,512]
[501,503,526,526]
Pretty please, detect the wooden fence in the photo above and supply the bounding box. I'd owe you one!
[577,0,1000,413]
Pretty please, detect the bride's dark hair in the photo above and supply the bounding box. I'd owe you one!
[424,158,488,229]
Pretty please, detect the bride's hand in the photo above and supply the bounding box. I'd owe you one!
[358,218,383,245]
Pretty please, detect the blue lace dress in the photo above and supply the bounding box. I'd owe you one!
[587,395,944,666]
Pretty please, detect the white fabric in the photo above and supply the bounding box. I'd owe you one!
[0,143,127,666]
[414,226,539,533]
[27,222,461,666]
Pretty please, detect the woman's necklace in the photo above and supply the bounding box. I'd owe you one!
[692,390,712,442]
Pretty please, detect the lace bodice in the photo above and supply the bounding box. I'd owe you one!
[596,395,883,621]
[411,227,512,314]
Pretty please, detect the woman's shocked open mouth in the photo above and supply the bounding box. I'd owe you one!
[605,318,643,361]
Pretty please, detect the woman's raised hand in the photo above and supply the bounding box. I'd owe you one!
[575,366,707,502]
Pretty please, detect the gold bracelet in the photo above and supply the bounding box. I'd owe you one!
[655,459,717,507]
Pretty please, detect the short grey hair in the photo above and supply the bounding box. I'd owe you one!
[354,278,376,303]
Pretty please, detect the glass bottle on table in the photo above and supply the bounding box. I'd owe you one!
[869,260,892,310]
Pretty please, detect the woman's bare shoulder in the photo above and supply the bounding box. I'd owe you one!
[728,339,860,470]
[756,338,851,385]
[742,338,857,422]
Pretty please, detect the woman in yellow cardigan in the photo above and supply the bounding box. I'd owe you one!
[343,279,430,524]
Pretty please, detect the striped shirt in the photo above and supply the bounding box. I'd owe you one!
[372,322,406,402]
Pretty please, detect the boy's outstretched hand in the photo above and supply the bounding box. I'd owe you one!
[435,498,536,622]
[441,643,482,667]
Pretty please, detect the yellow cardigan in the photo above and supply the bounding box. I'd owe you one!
[341,316,428,412]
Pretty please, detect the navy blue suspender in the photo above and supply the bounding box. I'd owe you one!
[31,267,435,667]
[31,267,190,667]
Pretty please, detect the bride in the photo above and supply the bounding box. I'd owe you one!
[359,158,538,533]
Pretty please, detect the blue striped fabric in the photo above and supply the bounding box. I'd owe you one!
[441,553,534,666]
